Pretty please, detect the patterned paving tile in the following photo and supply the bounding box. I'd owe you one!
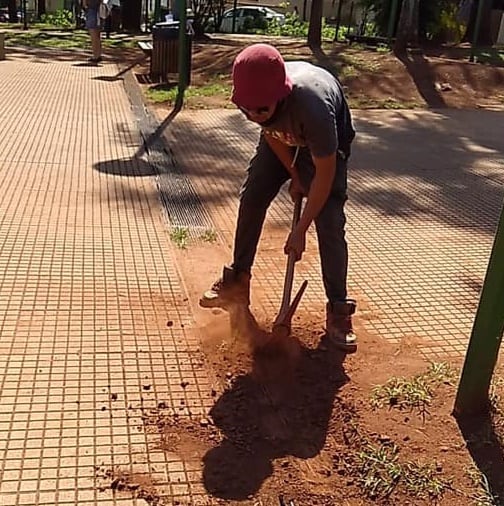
[0,53,213,505]
[164,108,504,359]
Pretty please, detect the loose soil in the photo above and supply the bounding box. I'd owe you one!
[94,240,504,505]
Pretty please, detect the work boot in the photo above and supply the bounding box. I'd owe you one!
[326,300,357,353]
[199,266,251,308]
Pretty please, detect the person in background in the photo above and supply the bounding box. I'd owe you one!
[103,0,121,38]
[83,0,102,63]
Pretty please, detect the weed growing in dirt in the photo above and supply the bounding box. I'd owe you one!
[466,465,499,506]
[346,428,450,501]
[169,227,189,249]
[200,229,218,243]
[146,82,232,105]
[403,462,450,499]
[371,362,455,418]
[355,442,402,499]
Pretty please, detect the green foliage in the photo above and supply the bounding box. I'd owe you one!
[358,0,464,43]
[39,9,74,28]
[257,13,336,41]
[371,362,455,419]
[169,227,189,249]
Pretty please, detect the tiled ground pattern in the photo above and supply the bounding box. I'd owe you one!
[0,55,214,505]
[164,108,504,358]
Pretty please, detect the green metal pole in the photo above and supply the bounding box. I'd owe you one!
[470,0,486,63]
[454,202,504,416]
[154,0,161,24]
[176,0,188,107]
[387,0,400,42]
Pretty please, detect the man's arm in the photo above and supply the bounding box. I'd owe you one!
[298,152,336,233]
[285,151,336,260]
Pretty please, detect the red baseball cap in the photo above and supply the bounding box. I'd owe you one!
[231,44,293,110]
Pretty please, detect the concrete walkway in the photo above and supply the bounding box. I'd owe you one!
[0,45,503,506]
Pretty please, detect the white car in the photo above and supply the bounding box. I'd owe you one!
[219,6,285,33]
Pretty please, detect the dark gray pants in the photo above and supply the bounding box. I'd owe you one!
[232,137,349,304]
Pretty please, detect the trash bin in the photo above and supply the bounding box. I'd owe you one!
[151,21,192,84]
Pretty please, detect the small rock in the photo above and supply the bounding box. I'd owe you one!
[226,372,232,379]
[436,463,443,472]
[167,320,173,327]
[181,381,190,388]
[211,389,217,397]
[158,401,167,409]
[440,446,449,452]
[281,461,289,468]
[403,435,410,442]
[111,393,118,401]
[143,385,151,391]
[378,435,391,443]
[200,418,209,427]
[127,483,140,491]
[101,406,106,411]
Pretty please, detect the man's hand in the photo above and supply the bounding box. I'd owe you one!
[284,224,306,262]
[288,177,305,202]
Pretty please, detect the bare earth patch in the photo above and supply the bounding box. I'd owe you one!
[122,37,504,113]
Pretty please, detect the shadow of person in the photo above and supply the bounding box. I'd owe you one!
[455,412,504,503]
[202,303,349,500]
[93,156,156,177]
[73,61,103,67]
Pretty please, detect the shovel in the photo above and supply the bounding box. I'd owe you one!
[272,196,308,338]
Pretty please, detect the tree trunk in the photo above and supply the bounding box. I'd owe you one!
[307,0,323,47]
[8,0,17,22]
[462,0,494,45]
[122,0,142,31]
[394,0,419,53]
[302,0,308,22]
[38,0,46,18]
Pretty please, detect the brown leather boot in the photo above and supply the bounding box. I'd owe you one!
[199,266,251,308]
[326,300,357,352]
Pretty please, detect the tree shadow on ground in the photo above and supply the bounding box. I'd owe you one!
[351,108,504,235]
[161,107,504,237]
[393,48,447,108]
[456,412,504,504]
[202,305,349,500]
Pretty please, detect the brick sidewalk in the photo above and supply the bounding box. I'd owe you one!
[0,52,214,505]
[163,108,504,359]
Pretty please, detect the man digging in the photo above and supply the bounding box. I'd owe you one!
[199,43,357,352]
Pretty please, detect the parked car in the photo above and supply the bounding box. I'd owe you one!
[219,6,285,33]
[0,8,9,22]
[0,8,22,23]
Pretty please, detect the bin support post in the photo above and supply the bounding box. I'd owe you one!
[176,0,188,108]
[0,32,5,60]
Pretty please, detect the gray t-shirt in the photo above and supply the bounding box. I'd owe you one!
[262,61,355,158]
